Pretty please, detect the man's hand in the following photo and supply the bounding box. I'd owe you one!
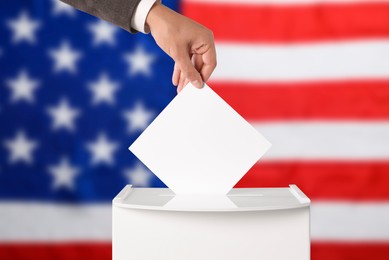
[146,3,217,92]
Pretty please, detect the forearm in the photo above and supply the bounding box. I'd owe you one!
[61,0,216,91]
[60,0,141,33]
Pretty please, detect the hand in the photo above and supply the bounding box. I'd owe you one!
[146,2,217,92]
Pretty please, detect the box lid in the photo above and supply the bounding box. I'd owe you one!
[113,185,310,212]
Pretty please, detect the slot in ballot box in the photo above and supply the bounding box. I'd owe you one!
[112,184,310,260]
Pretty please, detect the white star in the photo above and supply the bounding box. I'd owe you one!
[123,163,152,187]
[48,157,80,190]
[49,41,82,73]
[123,102,155,133]
[3,131,38,164]
[86,133,118,166]
[7,11,40,44]
[52,0,76,17]
[47,99,80,131]
[88,73,120,105]
[6,70,40,103]
[124,46,156,76]
[88,20,118,46]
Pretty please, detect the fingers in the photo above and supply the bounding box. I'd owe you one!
[175,50,203,89]
[172,43,216,92]
[200,45,217,82]
[172,63,180,86]
[173,64,187,93]
[183,78,189,90]
[178,71,185,92]
[177,84,184,93]
[192,53,203,73]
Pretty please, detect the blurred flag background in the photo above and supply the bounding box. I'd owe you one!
[1,0,389,259]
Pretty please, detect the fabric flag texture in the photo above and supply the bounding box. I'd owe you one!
[0,0,389,259]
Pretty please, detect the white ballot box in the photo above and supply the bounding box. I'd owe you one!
[112,184,310,260]
[116,83,310,259]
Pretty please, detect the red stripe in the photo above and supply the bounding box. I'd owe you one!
[0,243,111,260]
[182,2,389,43]
[312,242,389,260]
[211,80,389,120]
[1,243,388,260]
[235,162,389,201]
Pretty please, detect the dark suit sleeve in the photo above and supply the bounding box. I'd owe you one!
[60,0,141,33]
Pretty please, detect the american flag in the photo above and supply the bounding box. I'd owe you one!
[0,0,389,259]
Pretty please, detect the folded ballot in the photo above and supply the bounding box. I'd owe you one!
[129,83,271,195]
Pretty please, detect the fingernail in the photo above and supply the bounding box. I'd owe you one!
[191,80,202,89]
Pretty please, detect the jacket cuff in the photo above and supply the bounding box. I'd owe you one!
[131,0,157,34]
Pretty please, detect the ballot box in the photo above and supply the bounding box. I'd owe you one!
[112,184,310,260]
[116,83,310,259]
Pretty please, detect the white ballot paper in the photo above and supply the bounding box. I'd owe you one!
[129,83,271,195]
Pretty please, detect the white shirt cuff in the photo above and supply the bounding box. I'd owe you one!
[131,0,157,34]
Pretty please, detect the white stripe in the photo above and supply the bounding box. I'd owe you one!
[0,202,388,241]
[212,40,389,82]
[311,201,389,241]
[185,0,389,5]
[0,202,111,242]
[253,121,389,160]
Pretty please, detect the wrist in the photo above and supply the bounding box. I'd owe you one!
[145,2,165,32]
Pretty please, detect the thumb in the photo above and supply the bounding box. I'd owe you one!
[175,52,203,89]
